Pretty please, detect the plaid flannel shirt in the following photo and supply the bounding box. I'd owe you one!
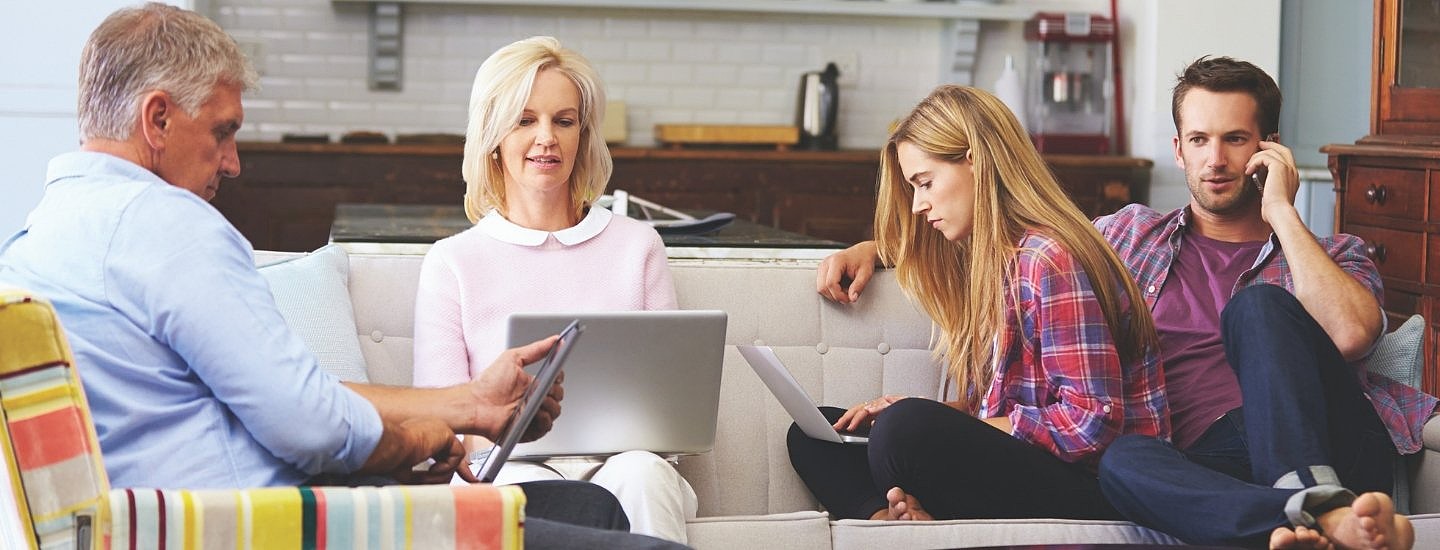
[980,231,1171,469]
[1094,204,1439,454]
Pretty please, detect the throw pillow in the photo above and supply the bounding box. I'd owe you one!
[1366,314,1424,389]
[1363,313,1425,515]
[257,244,370,383]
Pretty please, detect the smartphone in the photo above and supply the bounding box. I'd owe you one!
[1250,133,1279,191]
[1251,168,1268,191]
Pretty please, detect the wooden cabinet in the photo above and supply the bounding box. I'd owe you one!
[1371,0,1440,139]
[1326,148,1440,395]
[1324,0,1440,395]
[215,142,1150,252]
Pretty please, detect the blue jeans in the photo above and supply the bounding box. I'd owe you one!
[1097,285,1395,547]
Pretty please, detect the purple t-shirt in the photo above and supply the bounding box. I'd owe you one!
[1153,231,1266,449]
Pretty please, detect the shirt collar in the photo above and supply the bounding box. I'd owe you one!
[47,151,166,188]
[1173,205,1279,269]
[476,206,612,246]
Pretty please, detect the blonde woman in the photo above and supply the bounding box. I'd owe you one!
[411,36,694,543]
[788,85,1169,521]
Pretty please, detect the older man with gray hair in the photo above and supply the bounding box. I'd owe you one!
[0,3,683,548]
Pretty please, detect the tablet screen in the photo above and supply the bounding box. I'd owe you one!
[474,319,583,483]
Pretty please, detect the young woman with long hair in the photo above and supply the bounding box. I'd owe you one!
[788,85,1169,521]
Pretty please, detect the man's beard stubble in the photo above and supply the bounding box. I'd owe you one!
[1187,170,1261,217]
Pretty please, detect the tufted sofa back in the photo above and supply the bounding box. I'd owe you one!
[255,251,944,517]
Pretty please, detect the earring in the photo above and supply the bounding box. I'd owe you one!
[491,151,498,160]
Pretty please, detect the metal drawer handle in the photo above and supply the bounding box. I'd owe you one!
[1364,184,1388,205]
[1364,242,1387,263]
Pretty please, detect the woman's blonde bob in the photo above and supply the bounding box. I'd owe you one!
[873,85,1158,412]
[461,36,611,223]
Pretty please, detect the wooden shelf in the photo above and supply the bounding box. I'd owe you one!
[328,0,1097,21]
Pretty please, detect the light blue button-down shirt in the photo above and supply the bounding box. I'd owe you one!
[0,152,382,488]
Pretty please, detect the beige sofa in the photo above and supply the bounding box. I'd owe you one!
[255,247,1440,549]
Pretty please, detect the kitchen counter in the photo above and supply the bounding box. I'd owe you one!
[238,141,1152,169]
[216,142,1151,252]
[330,203,849,259]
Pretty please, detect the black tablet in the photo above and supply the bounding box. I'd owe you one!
[474,319,583,483]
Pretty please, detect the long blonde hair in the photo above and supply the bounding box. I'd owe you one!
[461,36,611,223]
[874,85,1157,412]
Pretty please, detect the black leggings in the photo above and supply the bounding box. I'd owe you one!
[787,398,1122,520]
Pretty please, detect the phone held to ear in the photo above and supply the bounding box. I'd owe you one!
[1251,133,1280,191]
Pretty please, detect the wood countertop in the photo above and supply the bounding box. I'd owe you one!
[238,142,1154,168]
[223,141,1153,251]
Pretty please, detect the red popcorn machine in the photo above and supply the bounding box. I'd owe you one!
[1025,12,1115,155]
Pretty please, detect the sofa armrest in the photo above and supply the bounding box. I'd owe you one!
[1426,414,1440,453]
[1412,415,1440,514]
[108,484,524,550]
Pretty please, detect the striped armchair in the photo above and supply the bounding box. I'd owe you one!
[0,288,525,550]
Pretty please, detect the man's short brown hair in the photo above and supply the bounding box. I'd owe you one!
[1171,56,1281,137]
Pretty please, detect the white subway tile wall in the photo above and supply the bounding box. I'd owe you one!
[215,0,943,148]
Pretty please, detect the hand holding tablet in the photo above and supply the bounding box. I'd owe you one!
[472,320,584,483]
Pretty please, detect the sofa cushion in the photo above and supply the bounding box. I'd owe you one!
[829,518,1182,549]
[257,245,369,383]
[1365,314,1426,515]
[1369,314,1424,389]
[686,511,833,550]
[1411,512,1440,547]
[669,260,941,517]
[345,253,427,387]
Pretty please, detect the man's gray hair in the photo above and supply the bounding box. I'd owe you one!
[78,2,258,142]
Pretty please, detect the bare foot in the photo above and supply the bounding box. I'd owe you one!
[1315,492,1414,550]
[883,487,933,521]
[1270,525,1332,549]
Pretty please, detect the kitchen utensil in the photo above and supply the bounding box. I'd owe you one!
[795,62,840,150]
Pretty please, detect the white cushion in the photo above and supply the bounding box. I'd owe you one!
[1366,314,1427,514]
[1410,513,1440,546]
[257,245,369,383]
[686,511,833,550]
[829,517,1182,549]
[1369,314,1425,389]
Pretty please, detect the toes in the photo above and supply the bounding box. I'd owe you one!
[1269,526,1296,549]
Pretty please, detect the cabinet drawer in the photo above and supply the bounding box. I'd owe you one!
[1344,224,1424,282]
[1382,287,1423,317]
[1431,236,1440,286]
[1343,166,1427,222]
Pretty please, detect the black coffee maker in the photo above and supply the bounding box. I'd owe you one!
[795,62,840,150]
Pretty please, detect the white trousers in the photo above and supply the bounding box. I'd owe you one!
[492,451,698,544]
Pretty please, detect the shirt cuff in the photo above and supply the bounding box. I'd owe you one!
[341,389,385,474]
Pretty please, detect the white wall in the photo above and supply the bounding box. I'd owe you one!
[211,0,1279,214]
[1278,0,1373,237]
[2,0,1289,234]
[1118,0,1282,212]
[215,1,967,149]
[0,0,190,238]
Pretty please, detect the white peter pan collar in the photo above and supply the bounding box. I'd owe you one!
[476,207,612,246]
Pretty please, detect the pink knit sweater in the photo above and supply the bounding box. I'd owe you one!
[412,208,677,387]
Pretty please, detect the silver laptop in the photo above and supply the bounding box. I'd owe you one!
[505,310,727,458]
[737,345,869,445]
